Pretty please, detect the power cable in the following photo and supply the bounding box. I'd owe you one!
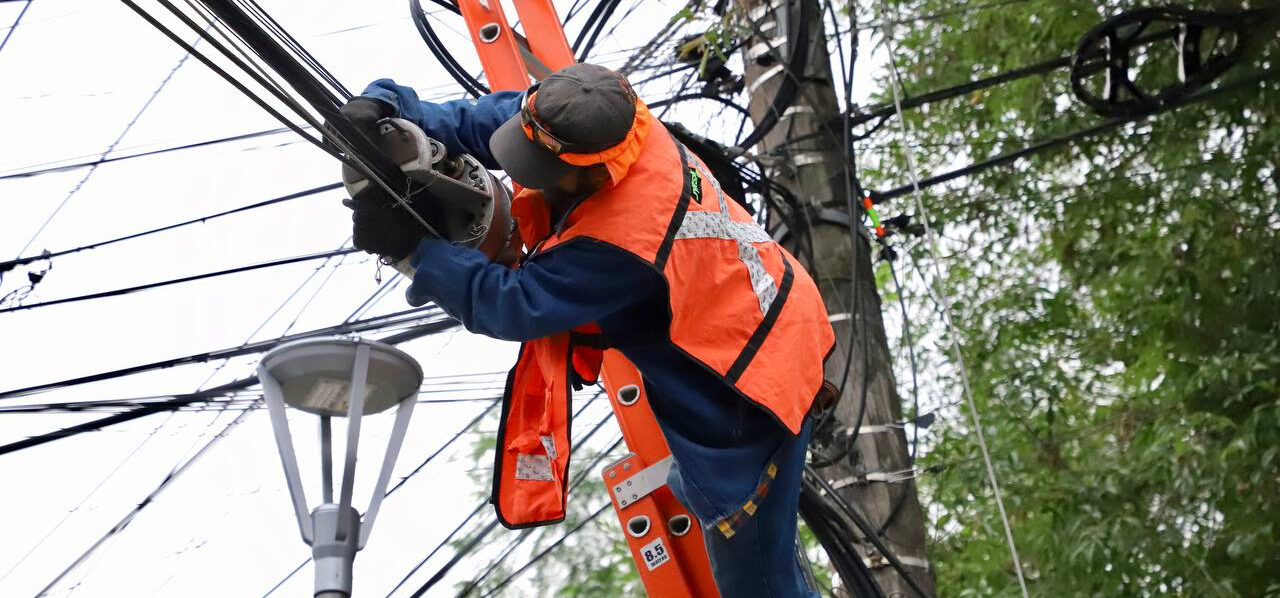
[0,182,340,274]
[30,321,454,597]
[850,23,1184,126]
[0,408,185,587]
[386,396,502,496]
[31,402,260,598]
[570,0,612,54]
[648,92,752,121]
[592,0,647,53]
[774,24,1186,151]
[875,2,1030,595]
[0,0,32,57]
[262,396,503,598]
[1,236,380,587]
[410,0,489,97]
[734,0,811,150]
[805,467,929,598]
[0,127,291,180]
[458,433,623,596]
[0,306,448,400]
[132,0,447,243]
[0,393,506,414]
[182,234,358,403]
[8,22,196,265]
[870,66,1280,203]
[393,395,610,598]
[378,502,487,598]
[0,247,361,314]
[0,77,466,180]
[0,316,457,456]
[476,502,612,598]
[873,252,924,536]
[797,480,887,598]
[120,0,340,162]
[575,0,623,61]
[616,0,696,75]
[342,277,401,323]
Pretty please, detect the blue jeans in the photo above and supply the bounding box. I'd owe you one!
[667,420,819,598]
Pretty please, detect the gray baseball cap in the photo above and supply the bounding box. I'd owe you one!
[489,63,638,189]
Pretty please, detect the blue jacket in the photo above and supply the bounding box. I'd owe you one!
[361,79,789,521]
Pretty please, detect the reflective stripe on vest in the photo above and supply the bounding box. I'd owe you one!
[673,166,777,316]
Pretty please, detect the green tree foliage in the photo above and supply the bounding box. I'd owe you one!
[859,0,1280,596]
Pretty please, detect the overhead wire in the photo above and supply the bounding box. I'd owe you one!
[458,433,624,596]
[396,393,611,598]
[0,0,32,56]
[0,232,398,585]
[803,467,929,598]
[0,126,292,181]
[475,503,612,598]
[616,0,696,75]
[0,182,340,273]
[871,253,925,537]
[0,407,186,588]
[0,306,450,401]
[874,1,1031,595]
[0,246,363,314]
[410,0,489,97]
[575,0,623,61]
[7,22,197,267]
[119,0,341,162]
[31,320,457,597]
[0,80,468,181]
[570,0,613,54]
[31,400,261,598]
[260,395,504,598]
[870,66,1280,203]
[127,0,447,243]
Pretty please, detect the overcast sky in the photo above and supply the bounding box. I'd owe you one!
[0,1,878,596]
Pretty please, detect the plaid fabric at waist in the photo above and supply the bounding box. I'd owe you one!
[712,460,780,539]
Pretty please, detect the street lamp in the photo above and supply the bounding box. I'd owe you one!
[258,337,424,598]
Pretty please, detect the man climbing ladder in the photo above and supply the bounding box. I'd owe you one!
[341,60,834,598]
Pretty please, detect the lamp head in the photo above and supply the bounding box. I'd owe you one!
[259,338,423,416]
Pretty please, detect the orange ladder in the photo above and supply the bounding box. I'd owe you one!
[454,3,721,595]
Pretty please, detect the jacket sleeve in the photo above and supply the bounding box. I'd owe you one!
[360,79,521,169]
[404,238,662,342]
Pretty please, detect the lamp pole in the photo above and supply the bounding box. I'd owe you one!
[258,337,424,598]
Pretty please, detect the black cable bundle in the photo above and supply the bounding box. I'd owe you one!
[798,479,888,598]
[409,0,490,97]
[122,0,446,238]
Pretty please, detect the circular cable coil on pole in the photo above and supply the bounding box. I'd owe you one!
[1069,6,1271,117]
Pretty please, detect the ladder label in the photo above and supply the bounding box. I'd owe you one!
[639,537,670,571]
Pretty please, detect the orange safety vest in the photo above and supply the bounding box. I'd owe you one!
[491,109,835,529]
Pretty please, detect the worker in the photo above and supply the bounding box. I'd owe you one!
[340,63,834,598]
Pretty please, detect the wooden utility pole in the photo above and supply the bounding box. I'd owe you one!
[732,0,936,595]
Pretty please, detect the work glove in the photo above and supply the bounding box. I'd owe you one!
[342,192,427,262]
[337,96,394,141]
